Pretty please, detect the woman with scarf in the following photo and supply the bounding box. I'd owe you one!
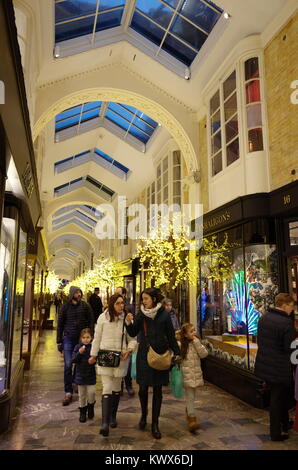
[125,288,180,439]
[89,293,137,437]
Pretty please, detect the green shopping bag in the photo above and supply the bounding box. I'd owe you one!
[169,364,184,398]
[131,352,137,380]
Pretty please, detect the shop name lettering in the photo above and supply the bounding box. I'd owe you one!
[203,211,231,230]
[290,80,298,104]
[283,194,291,205]
[0,80,4,104]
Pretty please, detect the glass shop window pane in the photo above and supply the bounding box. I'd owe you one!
[163,157,168,172]
[173,150,181,165]
[163,185,168,200]
[157,177,161,192]
[211,130,221,155]
[163,170,168,185]
[246,80,261,104]
[223,70,236,100]
[135,0,173,29]
[224,92,237,122]
[210,90,220,114]
[173,181,181,196]
[225,115,238,143]
[173,165,181,181]
[212,152,222,176]
[11,229,27,373]
[211,109,221,135]
[248,128,264,152]
[247,103,262,128]
[170,15,207,50]
[0,218,16,395]
[245,57,259,81]
[55,15,95,43]
[157,164,161,178]
[226,138,239,166]
[289,221,298,246]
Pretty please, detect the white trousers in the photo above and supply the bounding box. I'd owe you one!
[78,385,96,407]
[101,375,122,395]
[184,386,197,416]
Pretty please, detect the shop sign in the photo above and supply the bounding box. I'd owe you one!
[203,210,231,231]
[270,182,298,215]
[22,162,34,198]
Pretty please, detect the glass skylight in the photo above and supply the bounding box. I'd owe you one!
[54,0,224,72]
[55,102,102,133]
[54,175,115,201]
[54,147,130,180]
[55,102,158,147]
[55,0,125,43]
[131,0,223,66]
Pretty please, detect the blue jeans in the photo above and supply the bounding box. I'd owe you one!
[63,336,77,394]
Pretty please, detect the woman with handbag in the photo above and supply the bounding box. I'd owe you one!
[125,287,181,440]
[88,294,137,437]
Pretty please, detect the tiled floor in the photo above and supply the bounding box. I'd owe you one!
[1,330,298,451]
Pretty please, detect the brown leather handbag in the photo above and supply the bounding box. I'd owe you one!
[144,320,173,371]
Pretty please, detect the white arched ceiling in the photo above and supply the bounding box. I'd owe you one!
[34,82,199,174]
[48,224,96,251]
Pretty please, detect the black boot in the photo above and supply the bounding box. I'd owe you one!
[138,386,148,430]
[100,394,111,437]
[87,401,96,420]
[79,406,88,423]
[152,386,162,439]
[110,392,120,428]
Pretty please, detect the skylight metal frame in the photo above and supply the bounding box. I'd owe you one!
[54,0,225,78]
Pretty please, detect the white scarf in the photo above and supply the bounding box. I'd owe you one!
[141,302,162,320]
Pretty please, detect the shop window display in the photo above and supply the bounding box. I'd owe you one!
[0,218,16,395]
[198,230,278,372]
[11,229,27,373]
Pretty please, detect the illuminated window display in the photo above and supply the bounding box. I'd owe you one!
[0,218,16,395]
[11,229,27,373]
[198,221,277,372]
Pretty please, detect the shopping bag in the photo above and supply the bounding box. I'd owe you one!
[169,364,184,398]
[131,352,137,380]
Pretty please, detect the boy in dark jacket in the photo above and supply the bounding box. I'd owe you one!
[57,286,94,406]
[72,328,97,422]
[255,293,296,441]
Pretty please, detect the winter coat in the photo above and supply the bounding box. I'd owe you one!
[125,307,180,387]
[254,307,296,385]
[57,286,94,344]
[72,342,96,386]
[91,310,137,378]
[177,335,208,388]
[169,308,180,331]
[89,293,103,324]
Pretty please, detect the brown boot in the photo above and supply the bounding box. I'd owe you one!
[187,415,199,433]
[62,393,72,406]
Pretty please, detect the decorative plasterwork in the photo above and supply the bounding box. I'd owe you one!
[37,62,196,114]
[33,88,198,173]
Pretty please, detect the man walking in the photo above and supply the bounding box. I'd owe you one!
[255,293,296,441]
[89,287,103,324]
[57,286,94,406]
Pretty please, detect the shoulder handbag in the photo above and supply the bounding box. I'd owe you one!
[143,319,173,371]
[97,315,126,368]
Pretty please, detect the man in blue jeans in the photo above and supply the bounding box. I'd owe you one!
[57,286,94,406]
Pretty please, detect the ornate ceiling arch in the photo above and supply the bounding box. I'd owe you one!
[33,88,198,173]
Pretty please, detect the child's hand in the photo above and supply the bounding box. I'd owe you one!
[88,356,97,365]
[79,345,86,354]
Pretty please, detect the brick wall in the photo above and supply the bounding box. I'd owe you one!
[265,11,298,190]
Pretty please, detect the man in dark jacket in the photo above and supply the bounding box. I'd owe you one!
[89,287,103,324]
[255,293,296,441]
[57,286,94,406]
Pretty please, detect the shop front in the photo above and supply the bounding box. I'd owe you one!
[195,181,298,408]
[0,0,42,432]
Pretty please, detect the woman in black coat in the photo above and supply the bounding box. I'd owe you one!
[125,288,180,439]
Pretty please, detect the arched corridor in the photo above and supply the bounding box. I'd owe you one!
[1,0,298,452]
